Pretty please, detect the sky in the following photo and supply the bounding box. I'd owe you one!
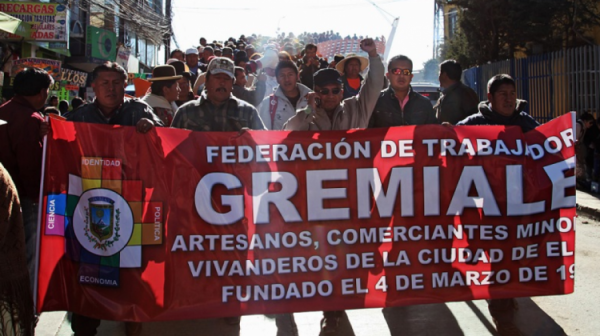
[170,0,435,70]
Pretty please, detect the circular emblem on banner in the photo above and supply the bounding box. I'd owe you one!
[73,189,134,257]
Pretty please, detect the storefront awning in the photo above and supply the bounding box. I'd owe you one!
[0,12,32,38]
[31,42,71,57]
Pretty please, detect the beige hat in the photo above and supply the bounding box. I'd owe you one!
[207,57,235,79]
[336,54,369,75]
[148,65,182,82]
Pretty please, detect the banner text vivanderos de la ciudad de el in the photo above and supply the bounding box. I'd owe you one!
[36,113,576,321]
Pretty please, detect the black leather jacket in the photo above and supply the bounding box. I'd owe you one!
[369,87,438,127]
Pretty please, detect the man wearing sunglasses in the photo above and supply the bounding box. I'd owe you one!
[369,55,437,127]
[283,38,383,334]
[284,38,383,131]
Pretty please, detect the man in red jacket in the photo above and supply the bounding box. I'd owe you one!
[0,67,54,292]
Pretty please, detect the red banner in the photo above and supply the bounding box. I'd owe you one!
[37,114,576,322]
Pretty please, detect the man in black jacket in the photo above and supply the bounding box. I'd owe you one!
[68,62,161,336]
[457,74,537,336]
[369,55,437,127]
[457,74,538,132]
[434,59,480,124]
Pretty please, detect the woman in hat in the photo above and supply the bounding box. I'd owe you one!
[141,65,181,126]
[336,54,369,99]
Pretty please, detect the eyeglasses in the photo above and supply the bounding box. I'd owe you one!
[317,88,341,95]
[390,68,412,76]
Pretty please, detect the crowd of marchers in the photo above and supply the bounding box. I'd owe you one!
[2,31,568,336]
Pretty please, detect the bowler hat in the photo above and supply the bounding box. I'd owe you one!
[148,65,182,82]
[168,61,192,80]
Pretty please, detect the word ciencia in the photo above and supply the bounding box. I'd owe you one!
[195,159,575,226]
[206,127,574,164]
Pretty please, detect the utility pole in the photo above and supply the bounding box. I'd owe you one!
[164,0,172,63]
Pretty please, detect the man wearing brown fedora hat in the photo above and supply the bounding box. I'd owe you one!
[141,65,181,126]
[336,54,369,99]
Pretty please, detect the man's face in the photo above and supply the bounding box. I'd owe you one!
[305,48,317,59]
[276,68,297,94]
[49,97,58,107]
[200,38,206,46]
[186,54,199,67]
[345,59,361,78]
[386,60,413,92]
[172,51,184,62]
[203,50,213,60]
[488,83,517,117]
[92,71,125,110]
[206,73,233,104]
[177,77,190,99]
[163,82,181,103]
[235,70,247,87]
[315,83,343,111]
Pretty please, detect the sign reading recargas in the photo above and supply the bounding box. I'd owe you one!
[0,2,68,42]
[37,114,576,322]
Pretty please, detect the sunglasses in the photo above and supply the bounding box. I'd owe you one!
[317,88,341,95]
[390,68,412,76]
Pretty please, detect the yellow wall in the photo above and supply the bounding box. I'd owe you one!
[443,4,458,42]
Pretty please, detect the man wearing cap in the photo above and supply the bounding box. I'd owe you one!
[185,48,200,85]
[283,38,382,333]
[141,65,181,126]
[369,54,437,127]
[258,60,311,130]
[0,67,53,293]
[172,57,265,132]
[336,54,369,99]
[67,62,162,336]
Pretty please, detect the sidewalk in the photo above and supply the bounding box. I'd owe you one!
[576,189,600,219]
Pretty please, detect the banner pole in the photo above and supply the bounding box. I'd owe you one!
[33,116,50,315]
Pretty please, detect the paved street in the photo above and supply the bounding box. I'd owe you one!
[35,190,600,336]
